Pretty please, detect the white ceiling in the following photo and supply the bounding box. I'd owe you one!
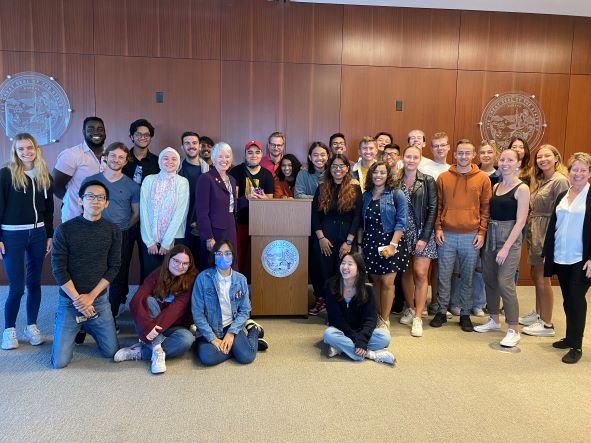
[291,0,591,17]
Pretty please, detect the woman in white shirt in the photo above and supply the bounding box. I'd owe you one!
[543,152,591,364]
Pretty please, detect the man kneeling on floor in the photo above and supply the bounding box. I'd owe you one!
[50,180,121,368]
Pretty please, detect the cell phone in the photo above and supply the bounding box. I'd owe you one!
[378,245,389,256]
[75,312,99,324]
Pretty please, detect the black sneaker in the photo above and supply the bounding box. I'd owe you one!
[552,338,571,349]
[74,330,87,345]
[459,315,474,332]
[257,338,268,351]
[562,348,582,364]
[245,319,264,339]
[429,312,447,328]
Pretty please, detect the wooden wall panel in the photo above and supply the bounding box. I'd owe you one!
[458,11,574,73]
[571,17,591,75]
[94,56,220,152]
[340,66,457,151]
[191,0,221,60]
[454,70,570,152]
[342,6,460,69]
[0,0,93,53]
[565,75,591,159]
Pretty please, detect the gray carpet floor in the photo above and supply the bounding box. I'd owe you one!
[1,285,590,442]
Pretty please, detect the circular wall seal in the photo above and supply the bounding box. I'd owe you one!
[261,240,299,278]
[0,71,71,145]
[480,92,546,151]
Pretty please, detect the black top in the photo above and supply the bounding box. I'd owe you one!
[311,183,362,236]
[490,183,521,221]
[179,160,202,230]
[122,150,160,185]
[229,164,275,225]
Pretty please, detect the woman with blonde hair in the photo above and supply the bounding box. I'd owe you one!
[1,133,54,350]
[521,144,569,337]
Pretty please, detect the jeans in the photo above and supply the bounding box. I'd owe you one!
[196,324,258,366]
[109,229,131,317]
[137,296,195,360]
[555,262,591,349]
[51,295,119,369]
[2,227,47,328]
[323,326,391,361]
[436,232,480,315]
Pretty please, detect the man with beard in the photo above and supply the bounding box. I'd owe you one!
[53,117,107,222]
[83,142,140,324]
[179,131,202,262]
[260,132,286,177]
[229,140,274,279]
[198,136,214,172]
[122,119,160,283]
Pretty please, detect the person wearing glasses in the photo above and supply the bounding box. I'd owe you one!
[140,148,189,278]
[114,245,197,374]
[418,131,451,180]
[329,133,348,159]
[50,180,121,368]
[308,154,362,316]
[382,144,401,176]
[260,131,286,177]
[1,133,54,350]
[192,240,267,366]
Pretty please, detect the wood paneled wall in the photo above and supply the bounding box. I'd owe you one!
[1,0,590,284]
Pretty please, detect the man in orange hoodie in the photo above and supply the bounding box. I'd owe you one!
[430,139,492,332]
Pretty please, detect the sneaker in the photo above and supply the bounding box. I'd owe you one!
[326,345,339,358]
[552,338,571,349]
[377,316,391,330]
[74,330,87,345]
[411,318,423,337]
[459,315,474,332]
[114,343,143,362]
[245,319,265,338]
[449,306,461,316]
[446,311,453,319]
[257,338,269,351]
[372,349,396,366]
[471,307,486,317]
[189,324,197,334]
[151,348,166,374]
[1,327,19,350]
[400,308,415,325]
[518,311,539,326]
[474,317,501,333]
[308,298,326,316]
[500,329,521,347]
[422,309,428,318]
[24,324,44,346]
[522,319,556,337]
[430,312,447,328]
[427,303,438,315]
[562,348,582,364]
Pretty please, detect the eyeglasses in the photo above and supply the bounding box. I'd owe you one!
[269,143,284,149]
[171,257,191,268]
[382,152,398,158]
[83,193,107,202]
[134,132,152,139]
[331,142,346,147]
[432,143,449,149]
[330,164,348,170]
[214,251,233,257]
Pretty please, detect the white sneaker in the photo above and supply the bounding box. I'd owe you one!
[2,327,19,350]
[151,348,166,374]
[522,319,556,337]
[411,318,423,337]
[446,311,453,319]
[422,309,428,318]
[474,317,502,333]
[372,349,396,366]
[377,316,390,330]
[114,343,142,362]
[326,345,339,358]
[500,329,521,347]
[518,311,539,326]
[449,306,461,316]
[471,307,486,317]
[400,308,415,325]
[24,324,44,346]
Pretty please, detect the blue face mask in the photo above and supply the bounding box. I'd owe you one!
[215,255,233,270]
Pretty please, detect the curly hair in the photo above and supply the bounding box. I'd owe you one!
[318,154,357,214]
[153,245,198,299]
[364,161,395,192]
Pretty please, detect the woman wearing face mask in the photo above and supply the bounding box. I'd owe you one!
[274,154,302,199]
[114,245,197,374]
[192,240,267,366]
[140,147,189,277]
[294,142,330,198]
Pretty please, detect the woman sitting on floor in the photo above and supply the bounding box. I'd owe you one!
[192,240,267,366]
[114,245,197,374]
[323,252,395,366]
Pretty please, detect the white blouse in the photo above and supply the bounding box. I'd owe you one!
[216,270,233,328]
[554,183,589,265]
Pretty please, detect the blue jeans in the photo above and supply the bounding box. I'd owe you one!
[196,324,258,366]
[323,327,391,361]
[137,296,195,360]
[436,232,480,315]
[2,227,47,329]
[51,295,119,369]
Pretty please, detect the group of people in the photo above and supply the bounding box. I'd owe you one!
[0,118,589,370]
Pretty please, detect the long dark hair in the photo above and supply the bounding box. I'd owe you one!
[508,136,530,168]
[329,252,368,304]
[318,154,357,214]
[153,245,198,299]
[306,141,330,173]
[276,153,302,182]
[364,161,395,192]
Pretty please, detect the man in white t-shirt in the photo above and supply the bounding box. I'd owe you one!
[419,131,451,180]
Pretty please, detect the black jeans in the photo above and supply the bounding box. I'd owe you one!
[109,229,131,317]
[555,261,591,349]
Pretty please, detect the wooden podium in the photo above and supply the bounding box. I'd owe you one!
[249,199,312,315]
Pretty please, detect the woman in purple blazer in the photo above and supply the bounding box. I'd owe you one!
[196,142,238,270]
